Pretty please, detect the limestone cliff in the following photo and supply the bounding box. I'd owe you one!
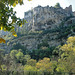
[24,5,73,31]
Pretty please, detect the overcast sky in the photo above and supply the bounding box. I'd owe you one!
[14,0,75,19]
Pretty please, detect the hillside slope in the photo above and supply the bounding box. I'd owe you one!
[0,5,75,52]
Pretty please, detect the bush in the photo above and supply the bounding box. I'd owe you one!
[11,43,27,54]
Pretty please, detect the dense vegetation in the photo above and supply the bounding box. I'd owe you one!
[0,36,75,75]
[0,1,75,75]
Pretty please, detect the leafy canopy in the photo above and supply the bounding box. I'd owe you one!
[54,3,61,8]
[0,0,31,43]
[56,36,75,73]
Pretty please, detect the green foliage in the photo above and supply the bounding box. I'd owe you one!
[0,36,75,74]
[23,55,31,64]
[0,1,23,31]
[36,57,57,73]
[37,41,49,49]
[24,65,37,71]
[0,49,5,69]
[29,47,55,60]
[57,24,75,39]
[10,50,25,63]
[0,0,28,42]
[26,59,36,66]
[15,51,24,63]
[52,45,62,57]
[10,50,18,59]
[11,43,27,54]
[56,36,75,73]
[1,65,7,71]
[54,3,61,8]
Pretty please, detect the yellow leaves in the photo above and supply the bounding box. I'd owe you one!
[12,32,17,37]
[13,3,16,7]
[9,0,23,7]
[15,1,18,4]
[1,26,3,30]
[8,0,18,6]
[11,30,17,37]
[67,36,75,44]
[57,36,75,72]
[36,61,52,72]
[0,38,6,43]
[60,44,68,51]
[36,63,42,69]
[0,25,3,30]
[60,36,75,52]
[36,57,53,72]
[20,23,22,27]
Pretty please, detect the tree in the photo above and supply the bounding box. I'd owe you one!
[10,50,18,60]
[26,59,36,66]
[0,49,5,70]
[29,47,55,60]
[0,0,30,43]
[56,36,75,73]
[24,65,37,71]
[24,55,31,62]
[15,51,24,63]
[10,50,25,63]
[0,0,23,32]
[36,57,53,72]
[54,3,61,8]
[11,43,27,55]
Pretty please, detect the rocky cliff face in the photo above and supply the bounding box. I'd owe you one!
[0,5,75,52]
[24,5,73,31]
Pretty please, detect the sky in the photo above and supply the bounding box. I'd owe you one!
[14,0,75,19]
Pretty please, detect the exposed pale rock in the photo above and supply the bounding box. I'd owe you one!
[24,5,73,31]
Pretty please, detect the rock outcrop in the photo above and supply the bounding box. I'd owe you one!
[24,5,73,31]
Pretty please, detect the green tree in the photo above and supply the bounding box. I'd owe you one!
[10,50,24,63]
[0,0,29,43]
[0,0,23,32]
[56,36,75,73]
[29,47,55,60]
[26,59,36,66]
[10,50,31,65]
[54,3,61,8]
[24,65,37,71]
[15,51,24,63]
[12,43,27,55]
[36,57,53,72]
[10,50,18,60]
[0,49,5,70]
[24,55,31,62]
